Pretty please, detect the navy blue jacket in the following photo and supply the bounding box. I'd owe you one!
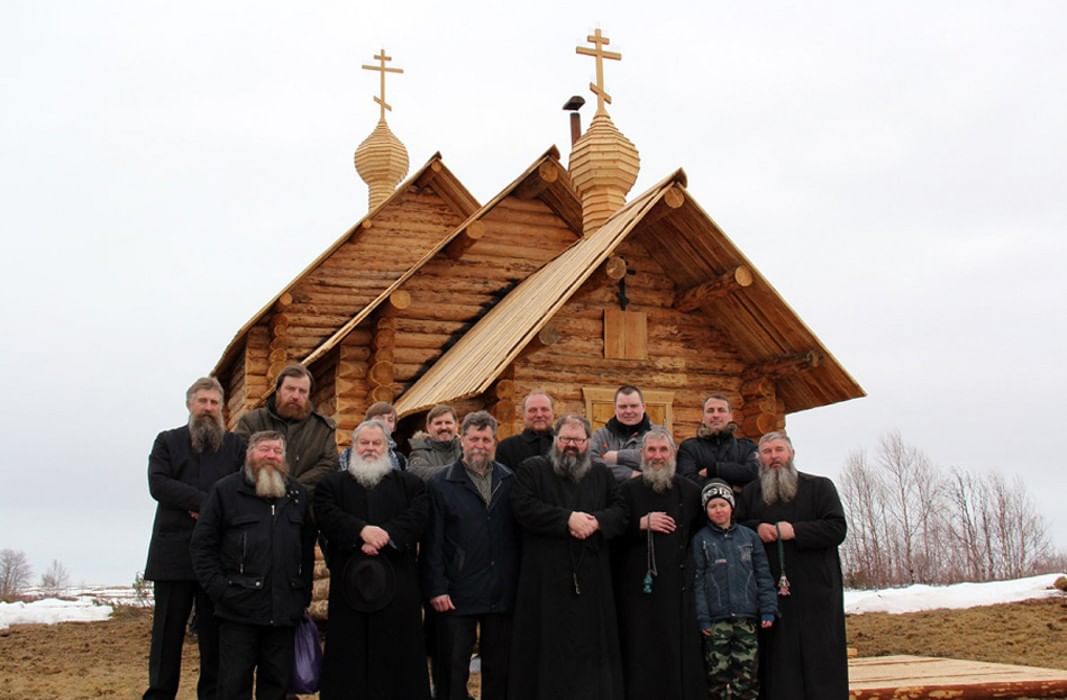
[190,472,316,628]
[421,460,519,616]
[692,521,777,629]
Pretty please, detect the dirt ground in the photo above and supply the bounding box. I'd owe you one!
[2,597,1066,699]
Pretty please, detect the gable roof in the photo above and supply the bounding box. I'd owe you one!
[212,153,479,375]
[300,146,579,366]
[394,169,864,417]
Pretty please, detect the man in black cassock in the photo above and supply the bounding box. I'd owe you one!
[314,420,431,700]
[509,415,627,700]
[614,428,705,700]
[735,431,848,700]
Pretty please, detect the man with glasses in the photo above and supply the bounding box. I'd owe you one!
[509,415,627,700]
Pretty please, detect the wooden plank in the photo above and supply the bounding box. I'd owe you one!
[849,655,1067,699]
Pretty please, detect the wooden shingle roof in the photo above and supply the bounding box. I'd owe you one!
[394,169,864,417]
[300,146,579,366]
[212,153,479,375]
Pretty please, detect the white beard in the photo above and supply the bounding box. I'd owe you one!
[347,453,392,489]
[641,458,676,494]
[760,460,799,506]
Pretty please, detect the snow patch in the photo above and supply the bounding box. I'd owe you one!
[0,596,113,630]
[844,573,1067,614]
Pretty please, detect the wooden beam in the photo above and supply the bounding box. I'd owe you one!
[640,184,687,227]
[415,159,443,188]
[674,265,754,312]
[533,324,561,348]
[743,351,822,380]
[514,161,561,200]
[445,220,486,259]
[604,255,627,280]
[387,290,411,311]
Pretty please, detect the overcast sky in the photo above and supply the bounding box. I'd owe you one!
[3,1,1065,584]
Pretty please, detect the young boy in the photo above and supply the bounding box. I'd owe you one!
[692,479,777,700]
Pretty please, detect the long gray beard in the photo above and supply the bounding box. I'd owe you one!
[760,460,799,506]
[641,458,676,494]
[189,414,224,453]
[550,445,592,482]
[348,454,392,489]
[245,463,287,499]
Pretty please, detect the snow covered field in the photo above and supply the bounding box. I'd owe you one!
[2,574,1064,630]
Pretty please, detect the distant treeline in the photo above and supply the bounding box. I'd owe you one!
[840,432,1065,588]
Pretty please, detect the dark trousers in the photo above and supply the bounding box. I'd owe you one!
[435,611,512,700]
[216,620,294,700]
[144,579,219,700]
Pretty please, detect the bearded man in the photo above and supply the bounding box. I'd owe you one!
[144,377,245,700]
[613,428,705,700]
[314,421,431,699]
[190,431,315,699]
[509,415,627,700]
[735,431,848,700]
[235,364,337,495]
[678,393,759,491]
[422,411,518,700]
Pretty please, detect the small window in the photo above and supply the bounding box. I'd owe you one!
[603,309,648,360]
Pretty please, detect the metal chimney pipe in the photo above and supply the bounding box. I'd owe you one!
[563,95,586,145]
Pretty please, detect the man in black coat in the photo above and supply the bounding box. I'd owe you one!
[422,411,519,700]
[735,431,848,700]
[143,377,245,700]
[494,391,555,471]
[678,392,759,491]
[509,415,627,700]
[614,428,705,700]
[315,420,431,699]
[190,430,316,700]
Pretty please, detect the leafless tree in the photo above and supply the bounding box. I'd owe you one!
[0,549,33,598]
[840,449,891,587]
[841,433,1059,588]
[39,559,70,595]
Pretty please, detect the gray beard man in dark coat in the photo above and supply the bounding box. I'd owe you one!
[735,431,849,700]
[144,377,245,700]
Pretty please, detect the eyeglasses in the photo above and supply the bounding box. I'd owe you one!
[558,436,588,445]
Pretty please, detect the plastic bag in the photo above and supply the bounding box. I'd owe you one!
[289,611,322,694]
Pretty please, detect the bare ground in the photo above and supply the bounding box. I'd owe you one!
[2,597,1066,699]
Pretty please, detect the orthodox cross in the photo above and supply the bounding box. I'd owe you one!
[575,28,622,114]
[362,49,404,120]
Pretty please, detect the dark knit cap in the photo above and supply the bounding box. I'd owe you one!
[701,479,735,510]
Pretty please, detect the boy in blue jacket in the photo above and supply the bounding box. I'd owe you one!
[692,479,777,700]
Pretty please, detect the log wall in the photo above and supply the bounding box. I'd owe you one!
[502,238,784,445]
[359,196,577,410]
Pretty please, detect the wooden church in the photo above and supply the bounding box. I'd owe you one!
[212,33,864,449]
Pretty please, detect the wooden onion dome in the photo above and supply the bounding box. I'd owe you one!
[354,118,409,210]
[568,111,640,233]
[568,29,640,233]
[355,49,409,210]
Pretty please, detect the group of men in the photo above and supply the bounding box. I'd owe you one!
[144,367,848,700]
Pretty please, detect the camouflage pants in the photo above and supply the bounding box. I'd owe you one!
[702,618,759,700]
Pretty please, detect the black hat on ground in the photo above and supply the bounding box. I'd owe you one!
[342,555,396,612]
